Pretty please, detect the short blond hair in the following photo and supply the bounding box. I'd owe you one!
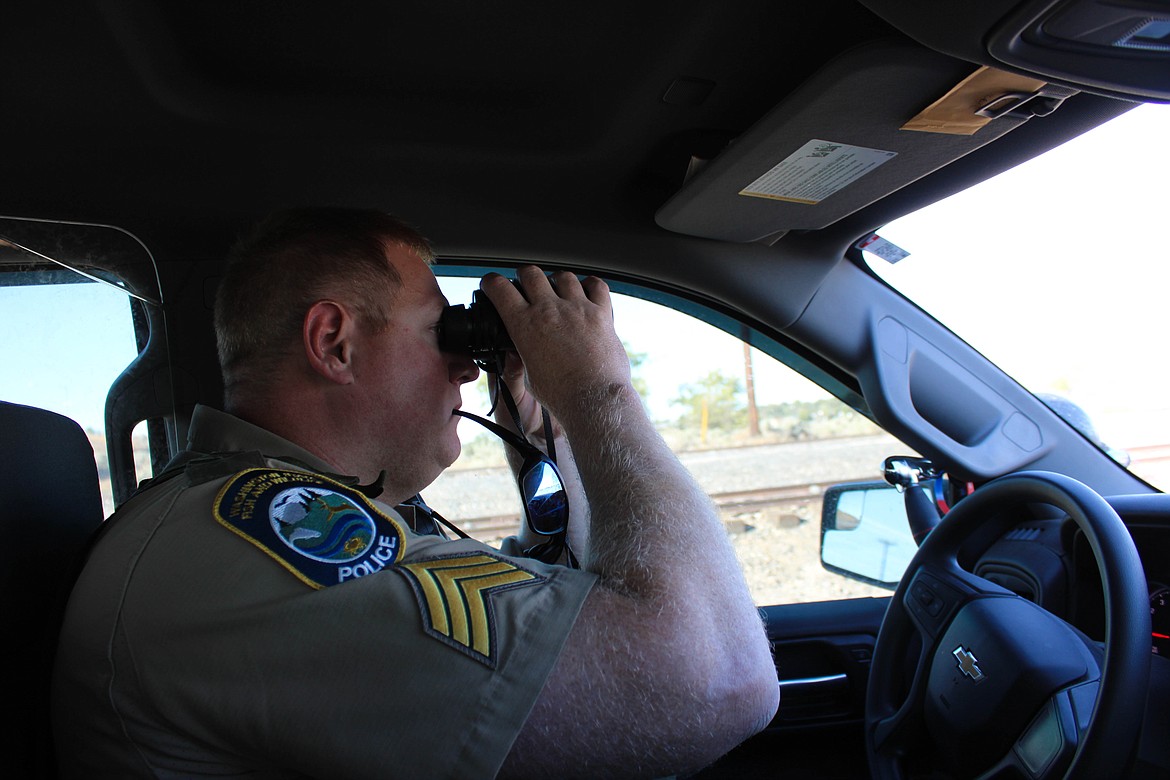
[215,207,434,395]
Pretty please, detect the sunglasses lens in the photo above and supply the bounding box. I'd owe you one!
[521,460,568,535]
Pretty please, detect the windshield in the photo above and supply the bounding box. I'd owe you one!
[866,102,1170,492]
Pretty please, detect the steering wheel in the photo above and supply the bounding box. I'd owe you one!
[866,471,1150,779]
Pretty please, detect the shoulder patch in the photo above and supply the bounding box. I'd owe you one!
[398,552,545,668]
[214,468,406,589]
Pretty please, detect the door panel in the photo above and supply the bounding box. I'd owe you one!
[692,597,888,779]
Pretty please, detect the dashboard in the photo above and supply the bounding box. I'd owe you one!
[1079,495,1170,656]
[973,492,1170,656]
[964,490,1170,776]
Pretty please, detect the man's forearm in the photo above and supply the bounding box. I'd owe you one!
[547,379,779,764]
[557,382,753,608]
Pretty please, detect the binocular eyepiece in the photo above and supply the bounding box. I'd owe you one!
[438,290,513,369]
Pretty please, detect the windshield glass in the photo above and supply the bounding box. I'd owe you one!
[866,102,1170,492]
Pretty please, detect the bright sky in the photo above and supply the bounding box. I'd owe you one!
[871,101,1170,452]
[0,281,137,432]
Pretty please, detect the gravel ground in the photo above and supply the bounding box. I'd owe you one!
[425,434,901,605]
[721,499,891,605]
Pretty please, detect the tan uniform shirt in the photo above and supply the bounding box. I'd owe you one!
[53,406,596,779]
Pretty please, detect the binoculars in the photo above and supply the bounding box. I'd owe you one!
[438,290,513,367]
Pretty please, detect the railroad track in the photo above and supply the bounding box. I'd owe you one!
[455,443,1170,540]
[455,479,849,539]
[712,480,849,512]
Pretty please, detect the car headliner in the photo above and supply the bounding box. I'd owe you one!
[2,2,1143,265]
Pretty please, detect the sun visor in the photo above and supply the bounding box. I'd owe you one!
[655,39,1064,243]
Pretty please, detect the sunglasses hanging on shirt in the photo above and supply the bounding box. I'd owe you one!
[456,409,573,553]
[405,404,575,566]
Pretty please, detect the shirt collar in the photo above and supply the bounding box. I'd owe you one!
[187,404,338,475]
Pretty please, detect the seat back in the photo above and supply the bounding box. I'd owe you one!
[0,401,105,779]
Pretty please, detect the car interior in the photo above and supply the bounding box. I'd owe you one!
[3,1,1169,778]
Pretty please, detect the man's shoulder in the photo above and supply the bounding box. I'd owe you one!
[210,465,412,589]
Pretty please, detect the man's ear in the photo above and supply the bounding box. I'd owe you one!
[303,300,356,384]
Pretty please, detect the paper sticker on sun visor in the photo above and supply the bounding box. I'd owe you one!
[740,140,896,205]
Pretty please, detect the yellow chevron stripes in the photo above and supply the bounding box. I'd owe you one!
[400,553,544,666]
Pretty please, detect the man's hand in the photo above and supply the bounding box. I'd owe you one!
[479,267,631,421]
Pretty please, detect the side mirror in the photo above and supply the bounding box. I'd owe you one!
[820,481,918,589]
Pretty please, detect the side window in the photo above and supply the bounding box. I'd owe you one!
[431,273,902,605]
[0,273,147,516]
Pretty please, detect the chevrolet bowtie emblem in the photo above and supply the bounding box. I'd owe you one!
[953,645,985,682]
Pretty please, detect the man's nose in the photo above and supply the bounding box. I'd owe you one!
[450,353,480,385]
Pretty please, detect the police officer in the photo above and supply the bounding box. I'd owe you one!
[53,208,778,778]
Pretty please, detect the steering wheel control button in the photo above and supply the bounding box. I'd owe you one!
[912,581,939,612]
[906,571,960,633]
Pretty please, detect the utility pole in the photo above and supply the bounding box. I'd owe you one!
[743,337,760,437]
